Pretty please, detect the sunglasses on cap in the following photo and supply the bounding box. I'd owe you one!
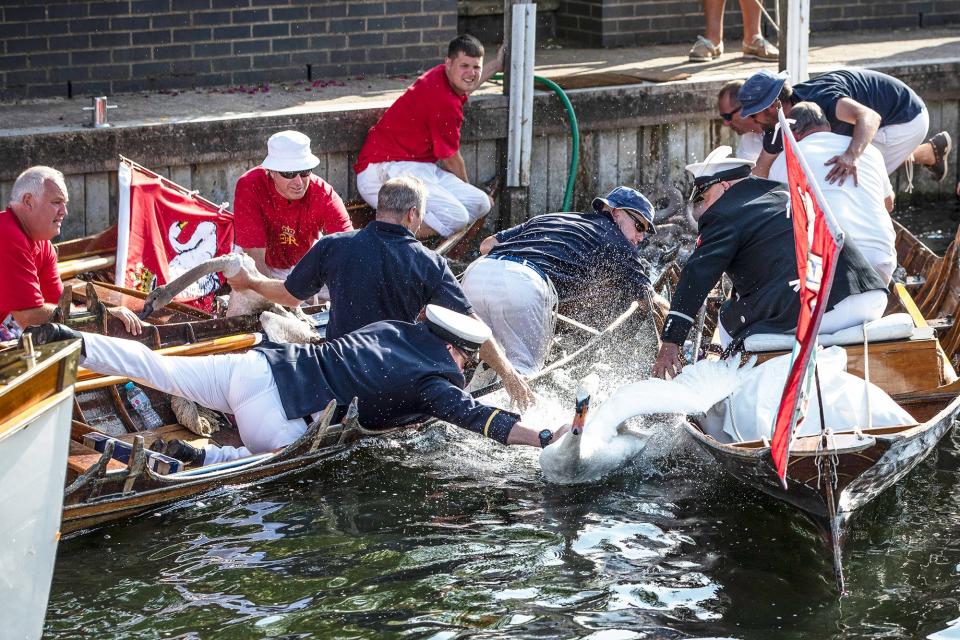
[275,169,313,179]
[719,106,742,122]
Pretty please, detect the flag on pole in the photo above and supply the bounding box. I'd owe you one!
[116,159,234,312]
[770,110,845,487]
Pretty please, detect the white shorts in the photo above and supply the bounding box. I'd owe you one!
[718,289,887,348]
[81,333,308,464]
[356,161,491,237]
[872,108,929,174]
[461,257,558,375]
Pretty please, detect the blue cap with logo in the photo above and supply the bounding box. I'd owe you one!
[592,186,657,234]
[737,70,789,117]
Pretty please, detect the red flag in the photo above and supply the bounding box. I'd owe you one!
[117,160,234,312]
[770,110,845,487]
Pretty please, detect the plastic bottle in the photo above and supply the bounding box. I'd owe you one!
[124,381,163,430]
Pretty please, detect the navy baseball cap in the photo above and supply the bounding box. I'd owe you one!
[738,70,789,117]
[592,186,657,234]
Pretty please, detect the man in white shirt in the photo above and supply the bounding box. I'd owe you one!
[768,101,896,284]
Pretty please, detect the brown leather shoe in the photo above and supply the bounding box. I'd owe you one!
[742,35,778,61]
[689,36,723,62]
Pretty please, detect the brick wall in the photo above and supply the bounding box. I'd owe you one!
[557,0,960,48]
[0,0,457,100]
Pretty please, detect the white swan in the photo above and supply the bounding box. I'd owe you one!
[540,356,756,484]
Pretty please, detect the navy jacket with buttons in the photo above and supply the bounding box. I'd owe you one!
[284,220,472,340]
[661,177,886,345]
[255,319,519,443]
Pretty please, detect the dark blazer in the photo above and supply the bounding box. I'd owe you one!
[661,177,886,345]
[255,320,519,443]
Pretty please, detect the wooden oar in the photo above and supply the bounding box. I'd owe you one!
[76,333,259,391]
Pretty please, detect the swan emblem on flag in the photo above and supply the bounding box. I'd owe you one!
[167,220,221,300]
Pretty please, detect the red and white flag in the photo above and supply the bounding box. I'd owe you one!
[116,159,234,312]
[770,110,845,487]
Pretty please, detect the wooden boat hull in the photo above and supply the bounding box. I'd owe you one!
[0,339,81,638]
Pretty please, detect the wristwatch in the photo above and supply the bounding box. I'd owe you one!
[538,429,554,448]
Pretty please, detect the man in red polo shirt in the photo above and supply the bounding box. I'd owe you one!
[355,34,502,239]
[233,130,354,279]
[0,165,142,339]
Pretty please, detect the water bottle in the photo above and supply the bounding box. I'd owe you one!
[124,381,163,430]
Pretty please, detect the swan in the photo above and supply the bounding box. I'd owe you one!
[540,356,756,484]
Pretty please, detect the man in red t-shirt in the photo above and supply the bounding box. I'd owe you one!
[355,35,503,239]
[233,130,354,280]
[0,166,142,339]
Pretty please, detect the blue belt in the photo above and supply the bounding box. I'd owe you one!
[487,254,549,283]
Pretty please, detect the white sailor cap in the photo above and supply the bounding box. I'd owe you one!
[425,304,491,354]
[685,145,755,186]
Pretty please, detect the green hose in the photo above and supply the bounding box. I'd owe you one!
[492,73,580,211]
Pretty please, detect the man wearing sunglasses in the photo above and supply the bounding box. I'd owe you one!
[233,130,354,280]
[652,147,887,380]
[24,306,567,467]
[738,69,951,189]
[717,79,763,162]
[461,186,667,375]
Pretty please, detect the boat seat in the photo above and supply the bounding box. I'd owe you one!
[68,440,127,475]
[743,313,932,353]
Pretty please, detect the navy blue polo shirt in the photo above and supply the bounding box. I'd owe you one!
[284,220,472,340]
[794,69,924,137]
[255,320,520,443]
[490,211,651,300]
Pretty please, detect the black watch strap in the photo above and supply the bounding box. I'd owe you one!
[538,429,553,448]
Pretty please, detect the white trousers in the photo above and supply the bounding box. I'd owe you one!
[356,161,491,237]
[719,289,888,348]
[82,333,307,464]
[873,108,929,174]
[461,257,558,375]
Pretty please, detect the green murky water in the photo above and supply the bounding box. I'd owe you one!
[43,198,960,640]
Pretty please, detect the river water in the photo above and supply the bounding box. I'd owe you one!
[45,200,960,640]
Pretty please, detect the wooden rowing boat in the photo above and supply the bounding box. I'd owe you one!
[681,283,960,590]
[0,336,81,637]
[58,300,642,535]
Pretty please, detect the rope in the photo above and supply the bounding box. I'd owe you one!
[859,322,870,438]
[904,154,916,193]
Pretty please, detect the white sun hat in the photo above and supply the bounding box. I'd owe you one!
[262,130,321,172]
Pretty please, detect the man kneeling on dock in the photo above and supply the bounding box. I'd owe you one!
[26,306,566,466]
[652,147,888,379]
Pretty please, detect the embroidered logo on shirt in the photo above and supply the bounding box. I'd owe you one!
[279,225,299,246]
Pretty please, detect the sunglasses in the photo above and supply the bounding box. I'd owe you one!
[454,344,480,365]
[619,209,650,234]
[275,169,313,179]
[690,178,722,205]
[720,105,742,122]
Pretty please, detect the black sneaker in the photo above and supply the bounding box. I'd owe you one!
[925,131,952,182]
[21,323,85,355]
[161,439,206,466]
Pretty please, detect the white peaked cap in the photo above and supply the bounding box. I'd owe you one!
[425,304,491,353]
[262,130,321,172]
[685,145,755,183]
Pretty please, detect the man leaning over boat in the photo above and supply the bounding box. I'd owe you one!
[652,147,887,379]
[227,175,533,409]
[460,186,670,375]
[25,306,568,466]
[0,166,144,340]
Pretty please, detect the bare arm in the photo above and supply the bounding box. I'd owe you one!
[884,195,894,213]
[478,44,505,87]
[476,329,535,410]
[438,151,469,183]
[825,97,882,186]
[227,262,304,308]
[752,149,776,178]
[506,421,570,447]
[479,235,499,255]
[11,304,57,328]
